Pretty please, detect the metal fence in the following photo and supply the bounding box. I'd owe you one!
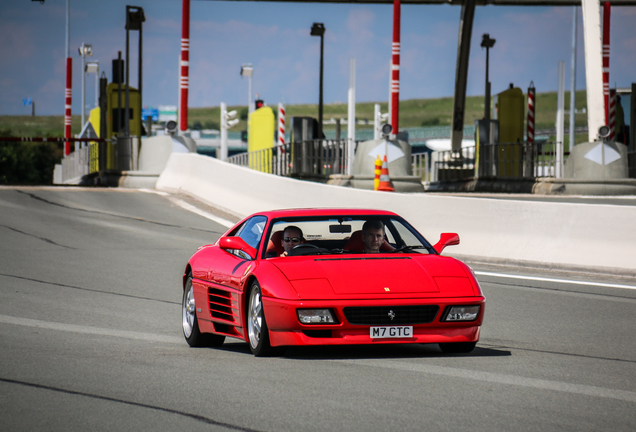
[478,142,563,179]
[428,142,564,182]
[629,148,636,179]
[411,152,430,182]
[228,139,352,178]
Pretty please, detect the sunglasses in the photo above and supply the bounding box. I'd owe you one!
[283,237,301,243]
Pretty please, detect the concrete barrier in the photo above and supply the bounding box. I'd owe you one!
[157,153,636,276]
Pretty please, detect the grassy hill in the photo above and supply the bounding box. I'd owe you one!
[1,90,589,144]
[185,90,590,145]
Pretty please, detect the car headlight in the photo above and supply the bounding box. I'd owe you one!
[442,305,480,322]
[297,309,337,324]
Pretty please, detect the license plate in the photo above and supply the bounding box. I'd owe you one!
[370,326,413,339]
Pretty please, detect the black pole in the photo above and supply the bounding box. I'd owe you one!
[318,33,324,139]
[485,46,490,120]
[138,21,143,140]
[449,0,476,153]
[125,17,130,137]
[99,72,107,172]
[117,51,123,135]
[32,101,35,117]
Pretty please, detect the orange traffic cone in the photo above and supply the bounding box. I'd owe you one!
[374,155,382,191]
[377,155,395,192]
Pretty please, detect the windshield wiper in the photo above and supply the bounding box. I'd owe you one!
[389,245,429,253]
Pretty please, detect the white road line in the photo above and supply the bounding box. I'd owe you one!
[335,359,636,403]
[475,271,636,291]
[166,196,234,228]
[138,188,234,228]
[0,315,183,345]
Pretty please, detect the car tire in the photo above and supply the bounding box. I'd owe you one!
[182,274,225,348]
[247,281,284,357]
[438,342,477,354]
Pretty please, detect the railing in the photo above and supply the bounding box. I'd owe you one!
[228,139,352,178]
[478,142,563,179]
[629,148,636,179]
[61,146,90,182]
[411,152,430,182]
[429,142,564,182]
[430,146,476,182]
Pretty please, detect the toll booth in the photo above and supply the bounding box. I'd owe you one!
[496,84,525,177]
[290,117,322,178]
[247,106,275,172]
[106,82,142,140]
[87,81,142,172]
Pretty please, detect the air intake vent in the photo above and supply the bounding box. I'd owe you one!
[208,288,237,323]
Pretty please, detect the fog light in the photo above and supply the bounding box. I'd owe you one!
[297,309,336,324]
[443,306,480,322]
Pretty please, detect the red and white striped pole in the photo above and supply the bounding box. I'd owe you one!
[64,58,72,156]
[278,103,286,151]
[527,81,535,144]
[602,2,610,125]
[609,88,616,141]
[390,0,401,134]
[64,0,72,156]
[179,0,190,133]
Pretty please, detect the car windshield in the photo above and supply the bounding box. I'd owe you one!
[264,215,435,258]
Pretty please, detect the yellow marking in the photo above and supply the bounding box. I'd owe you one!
[243,264,252,277]
[384,287,390,292]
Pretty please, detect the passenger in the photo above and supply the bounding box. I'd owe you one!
[280,225,304,257]
[362,220,385,253]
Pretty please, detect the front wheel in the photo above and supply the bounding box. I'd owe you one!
[247,281,284,357]
[438,341,476,354]
[182,274,225,347]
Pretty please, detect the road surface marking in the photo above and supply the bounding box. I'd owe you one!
[0,314,182,344]
[475,271,636,291]
[335,358,636,403]
[139,188,234,228]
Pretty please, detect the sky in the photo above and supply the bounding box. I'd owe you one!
[1,0,635,117]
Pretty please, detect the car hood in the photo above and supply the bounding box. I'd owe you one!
[270,255,475,299]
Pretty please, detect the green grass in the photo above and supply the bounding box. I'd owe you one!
[1,90,590,142]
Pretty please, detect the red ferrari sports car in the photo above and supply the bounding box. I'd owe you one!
[182,208,485,356]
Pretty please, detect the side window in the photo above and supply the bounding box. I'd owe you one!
[235,215,267,250]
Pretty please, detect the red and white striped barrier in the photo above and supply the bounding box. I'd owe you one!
[602,2,610,126]
[609,89,616,141]
[390,0,401,133]
[278,103,286,152]
[65,57,72,156]
[179,0,190,133]
[527,82,535,144]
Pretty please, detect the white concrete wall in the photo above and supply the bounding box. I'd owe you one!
[157,153,636,275]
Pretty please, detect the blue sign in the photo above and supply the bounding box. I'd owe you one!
[23,98,32,106]
[142,107,159,122]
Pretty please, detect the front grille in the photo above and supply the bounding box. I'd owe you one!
[343,305,439,325]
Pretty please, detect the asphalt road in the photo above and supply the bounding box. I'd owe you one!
[1,187,635,431]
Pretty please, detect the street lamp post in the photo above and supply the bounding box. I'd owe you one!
[241,64,254,114]
[481,34,496,121]
[310,23,325,138]
[85,61,100,109]
[78,43,93,131]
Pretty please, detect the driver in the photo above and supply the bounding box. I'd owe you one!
[362,220,385,254]
[280,225,304,257]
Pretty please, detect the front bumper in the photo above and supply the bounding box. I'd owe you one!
[263,296,485,347]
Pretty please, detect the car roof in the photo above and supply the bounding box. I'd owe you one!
[253,208,400,219]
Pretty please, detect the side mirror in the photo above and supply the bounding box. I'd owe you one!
[218,236,257,260]
[433,233,460,254]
